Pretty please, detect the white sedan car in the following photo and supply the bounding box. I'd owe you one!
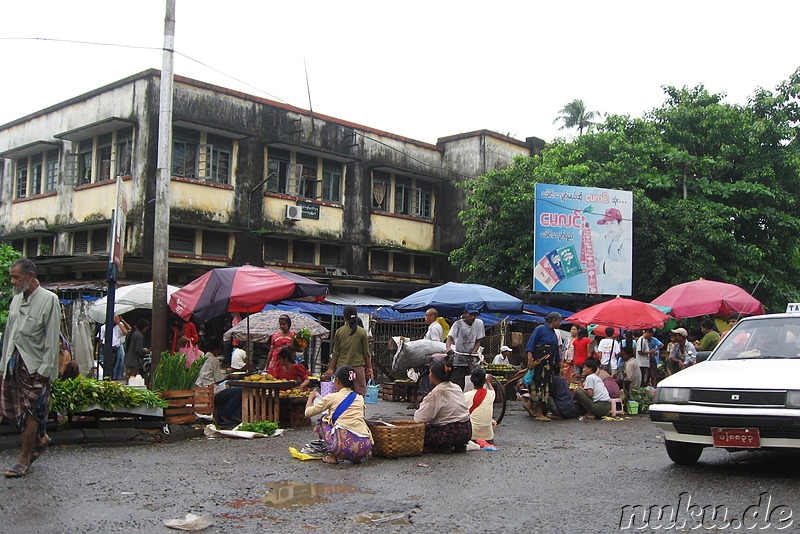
[650,313,800,465]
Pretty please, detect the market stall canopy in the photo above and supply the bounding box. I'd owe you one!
[567,297,671,331]
[391,282,524,317]
[169,266,328,323]
[88,282,180,323]
[650,279,765,319]
[223,310,329,343]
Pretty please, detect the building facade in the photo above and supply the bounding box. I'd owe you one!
[0,70,542,297]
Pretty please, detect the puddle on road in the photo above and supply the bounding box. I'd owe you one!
[352,511,412,525]
[254,480,365,508]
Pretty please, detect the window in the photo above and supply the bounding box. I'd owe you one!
[45,151,59,193]
[413,181,433,219]
[16,162,27,199]
[296,154,317,199]
[91,228,108,254]
[264,237,288,262]
[266,149,290,193]
[96,133,112,181]
[372,171,390,211]
[172,131,232,185]
[394,176,412,215]
[292,241,315,264]
[78,140,93,185]
[172,139,198,179]
[116,128,133,177]
[169,227,196,254]
[371,250,388,271]
[322,160,342,202]
[73,231,89,254]
[25,238,38,256]
[40,235,54,256]
[393,253,411,273]
[11,239,24,253]
[30,162,43,196]
[414,255,432,276]
[319,244,341,267]
[202,231,229,258]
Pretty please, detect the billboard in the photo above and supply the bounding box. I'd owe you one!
[533,183,633,296]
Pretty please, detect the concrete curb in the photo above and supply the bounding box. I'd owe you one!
[0,424,205,452]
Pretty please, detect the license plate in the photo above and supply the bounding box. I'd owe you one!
[712,427,761,448]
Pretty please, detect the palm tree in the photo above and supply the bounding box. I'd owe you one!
[553,99,599,135]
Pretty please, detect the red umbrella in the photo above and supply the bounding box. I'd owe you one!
[169,266,328,323]
[566,297,671,330]
[651,279,764,319]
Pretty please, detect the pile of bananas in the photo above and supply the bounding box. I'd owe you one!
[243,373,290,384]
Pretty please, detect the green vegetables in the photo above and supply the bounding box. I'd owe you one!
[626,387,655,414]
[152,351,208,391]
[51,376,168,414]
[237,420,279,435]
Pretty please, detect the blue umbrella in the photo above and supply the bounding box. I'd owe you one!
[391,282,523,317]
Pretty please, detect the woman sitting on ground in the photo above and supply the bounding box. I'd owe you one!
[273,347,310,390]
[304,365,373,465]
[463,367,495,444]
[414,360,472,453]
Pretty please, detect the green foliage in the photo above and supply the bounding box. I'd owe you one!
[51,376,168,414]
[237,420,279,435]
[0,245,21,331]
[452,69,800,310]
[152,351,208,391]
[553,98,600,135]
[626,387,655,414]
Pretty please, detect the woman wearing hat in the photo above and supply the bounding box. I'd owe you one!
[323,305,373,395]
[666,328,696,376]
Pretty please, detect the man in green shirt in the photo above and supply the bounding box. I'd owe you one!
[1,258,61,478]
[699,319,720,352]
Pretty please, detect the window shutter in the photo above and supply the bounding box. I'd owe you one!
[371,250,388,271]
[91,228,108,253]
[292,241,315,264]
[286,163,303,195]
[264,238,288,262]
[197,144,213,179]
[73,231,88,254]
[202,231,229,257]
[169,228,196,253]
[319,244,341,266]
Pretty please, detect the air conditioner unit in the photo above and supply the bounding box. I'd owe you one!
[285,204,302,221]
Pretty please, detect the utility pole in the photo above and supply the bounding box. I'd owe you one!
[151,0,176,376]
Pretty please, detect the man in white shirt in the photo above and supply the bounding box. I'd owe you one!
[572,361,612,418]
[446,304,485,390]
[635,329,656,386]
[492,346,512,365]
[596,327,620,374]
[423,308,444,342]
[99,315,129,380]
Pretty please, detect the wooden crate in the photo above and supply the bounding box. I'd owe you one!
[162,390,195,424]
[193,386,214,416]
[279,398,311,428]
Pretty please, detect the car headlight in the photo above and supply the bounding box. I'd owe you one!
[787,390,800,408]
[655,387,691,404]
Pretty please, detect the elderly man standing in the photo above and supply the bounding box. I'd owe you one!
[1,258,61,478]
[423,308,444,342]
[446,304,485,390]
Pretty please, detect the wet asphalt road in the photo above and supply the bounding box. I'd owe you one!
[1,400,799,534]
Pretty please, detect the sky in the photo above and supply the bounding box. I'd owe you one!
[2,1,799,145]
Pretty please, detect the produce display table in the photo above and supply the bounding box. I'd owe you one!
[228,381,297,423]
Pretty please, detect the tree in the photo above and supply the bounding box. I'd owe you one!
[553,98,599,135]
[0,244,21,331]
[452,70,800,311]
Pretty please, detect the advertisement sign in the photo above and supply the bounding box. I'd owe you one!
[533,183,633,295]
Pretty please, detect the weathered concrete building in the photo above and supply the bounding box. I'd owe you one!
[0,70,542,296]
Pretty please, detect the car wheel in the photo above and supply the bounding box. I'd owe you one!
[665,440,703,465]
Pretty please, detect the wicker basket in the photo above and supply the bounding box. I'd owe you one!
[367,419,425,458]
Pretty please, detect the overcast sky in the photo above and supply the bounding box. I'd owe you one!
[2,1,799,145]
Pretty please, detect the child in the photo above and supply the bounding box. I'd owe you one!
[304,365,373,464]
[464,368,496,443]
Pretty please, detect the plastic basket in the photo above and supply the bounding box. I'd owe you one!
[365,380,379,404]
[627,401,640,415]
[367,419,425,458]
[320,377,336,397]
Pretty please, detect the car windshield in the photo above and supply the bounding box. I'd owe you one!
[711,316,800,360]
